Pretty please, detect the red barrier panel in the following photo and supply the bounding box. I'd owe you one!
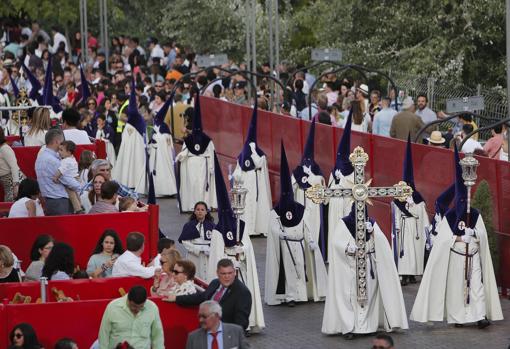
[200,96,510,291]
[0,205,159,270]
[11,140,106,179]
[5,136,21,145]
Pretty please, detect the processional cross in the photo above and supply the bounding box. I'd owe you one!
[305,146,413,305]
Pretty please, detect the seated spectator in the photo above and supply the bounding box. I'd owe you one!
[164,260,197,297]
[167,258,252,330]
[81,173,107,212]
[0,245,22,283]
[483,124,504,159]
[119,196,148,212]
[317,111,332,126]
[426,130,446,148]
[458,124,482,153]
[152,238,176,268]
[61,108,92,144]
[24,107,51,147]
[54,338,78,349]
[25,235,54,281]
[78,149,96,184]
[8,323,42,349]
[151,249,181,297]
[89,181,120,214]
[42,242,75,280]
[99,286,164,349]
[8,179,44,218]
[81,159,139,200]
[0,128,20,202]
[87,229,124,278]
[112,232,158,278]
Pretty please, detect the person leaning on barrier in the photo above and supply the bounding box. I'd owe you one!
[165,258,252,331]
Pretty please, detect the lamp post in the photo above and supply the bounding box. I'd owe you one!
[230,176,248,245]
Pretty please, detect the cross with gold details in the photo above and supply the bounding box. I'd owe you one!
[305,146,413,305]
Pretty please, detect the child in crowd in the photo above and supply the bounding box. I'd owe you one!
[152,238,176,269]
[118,197,148,212]
[53,140,83,213]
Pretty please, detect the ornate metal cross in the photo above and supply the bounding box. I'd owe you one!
[305,146,412,305]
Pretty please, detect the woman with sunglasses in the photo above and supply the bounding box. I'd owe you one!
[8,323,42,349]
[151,249,181,297]
[163,260,197,297]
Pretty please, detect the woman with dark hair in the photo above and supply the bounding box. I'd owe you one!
[87,229,124,278]
[343,100,369,132]
[8,178,44,218]
[8,323,42,349]
[42,242,75,280]
[80,173,107,213]
[25,235,54,281]
[0,128,20,202]
[178,201,215,280]
[78,150,96,184]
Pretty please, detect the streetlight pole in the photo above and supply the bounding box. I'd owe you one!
[79,0,88,64]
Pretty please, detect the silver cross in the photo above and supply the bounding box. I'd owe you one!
[306,146,412,305]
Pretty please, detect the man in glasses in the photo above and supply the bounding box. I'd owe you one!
[99,285,164,349]
[185,300,250,349]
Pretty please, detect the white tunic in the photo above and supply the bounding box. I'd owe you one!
[176,142,217,212]
[233,154,272,236]
[410,216,503,324]
[111,124,146,189]
[181,222,211,281]
[207,229,265,332]
[322,220,408,334]
[95,129,117,168]
[327,172,354,259]
[265,210,328,306]
[391,200,429,276]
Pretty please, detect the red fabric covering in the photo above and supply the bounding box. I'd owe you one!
[0,277,199,349]
[200,96,510,292]
[0,205,159,270]
[11,140,106,179]
[5,136,21,145]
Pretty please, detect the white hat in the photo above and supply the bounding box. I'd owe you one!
[402,96,414,110]
[427,130,446,145]
[357,84,369,95]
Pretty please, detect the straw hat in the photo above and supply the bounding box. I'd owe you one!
[357,84,369,96]
[427,130,446,145]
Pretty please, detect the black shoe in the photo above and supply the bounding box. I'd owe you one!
[287,300,296,307]
[343,333,355,340]
[454,324,464,328]
[477,319,490,329]
[400,276,409,286]
[408,276,417,284]
[245,329,251,337]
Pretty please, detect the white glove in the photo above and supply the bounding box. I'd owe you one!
[334,169,342,180]
[365,221,374,233]
[434,213,441,224]
[233,260,242,270]
[233,245,244,254]
[279,232,288,240]
[461,235,473,244]
[465,228,475,237]
[308,241,318,251]
[200,245,210,253]
[249,142,257,152]
[347,244,357,254]
[406,196,414,204]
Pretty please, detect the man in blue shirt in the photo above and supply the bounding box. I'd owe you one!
[35,129,82,215]
[372,97,397,137]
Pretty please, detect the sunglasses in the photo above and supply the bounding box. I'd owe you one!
[172,269,184,275]
[14,333,23,339]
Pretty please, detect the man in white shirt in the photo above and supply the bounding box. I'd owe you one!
[61,109,92,144]
[112,232,159,278]
[415,94,437,124]
[372,97,397,137]
[459,124,482,153]
[50,26,69,54]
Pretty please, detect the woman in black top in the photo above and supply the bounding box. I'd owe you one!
[8,323,42,349]
[0,245,21,283]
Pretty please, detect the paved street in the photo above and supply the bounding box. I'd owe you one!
[158,198,510,349]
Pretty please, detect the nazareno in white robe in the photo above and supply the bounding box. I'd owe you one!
[265,210,328,305]
[233,154,272,237]
[322,220,408,335]
[135,127,177,196]
[181,222,212,281]
[111,123,146,189]
[391,199,430,276]
[207,229,265,332]
[327,172,354,259]
[292,172,325,257]
[410,215,503,324]
[175,142,217,212]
